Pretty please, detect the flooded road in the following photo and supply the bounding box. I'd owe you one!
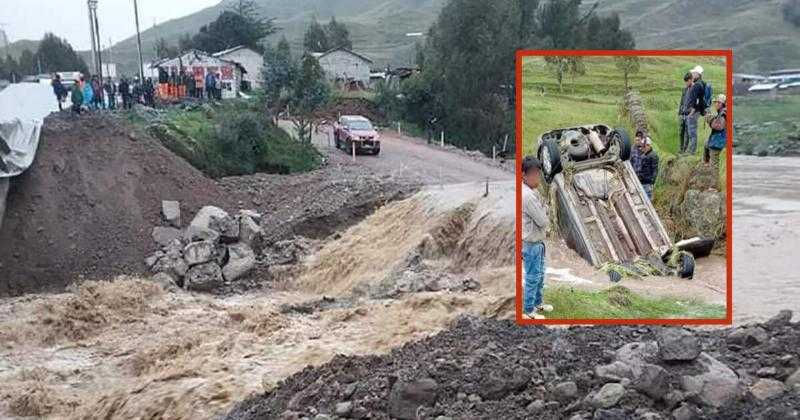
[733,155,800,324]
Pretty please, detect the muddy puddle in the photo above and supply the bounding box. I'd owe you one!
[733,155,800,324]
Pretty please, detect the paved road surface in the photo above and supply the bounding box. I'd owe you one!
[280,121,512,185]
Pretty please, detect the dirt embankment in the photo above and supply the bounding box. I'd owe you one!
[0,112,417,297]
[227,313,800,420]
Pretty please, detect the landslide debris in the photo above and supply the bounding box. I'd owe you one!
[226,312,800,420]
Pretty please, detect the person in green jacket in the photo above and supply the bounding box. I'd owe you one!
[70,82,84,115]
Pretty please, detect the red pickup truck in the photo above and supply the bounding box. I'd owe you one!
[334,115,381,155]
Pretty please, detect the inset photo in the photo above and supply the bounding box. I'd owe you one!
[515,50,732,324]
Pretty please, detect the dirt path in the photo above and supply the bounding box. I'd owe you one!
[279,121,512,185]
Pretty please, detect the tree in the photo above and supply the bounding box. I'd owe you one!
[178,33,194,52]
[262,37,295,115]
[191,5,276,53]
[303,17,330,52]
[155,38,177,59]
[544,56,584,93]
[288,54,329,142]
[18,49,37,75]
[326,17,352,49]
[614,56,640,90]
[35,33,89,75]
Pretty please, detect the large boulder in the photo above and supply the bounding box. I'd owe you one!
[151,254,188,280]
[681,190,725,240]
[657,328,701,361]
[590,383,625,409]
[750,378,785,400]
[632,363,669,400]
[727,326,769,347]
[184,262,223,291]
[152,226,182,247]
[161,200,181,228]
[387,378,439,420]
[222,243,256,281]
[183,240,217,266]
[680,352,744,408]
[596,361,635,382]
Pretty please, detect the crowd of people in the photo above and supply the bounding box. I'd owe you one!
[51,72,158,115]
[50,68,225,116]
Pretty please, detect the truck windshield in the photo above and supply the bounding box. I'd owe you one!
[346,121,373,130]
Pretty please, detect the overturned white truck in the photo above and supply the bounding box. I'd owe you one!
[536,124,705,279]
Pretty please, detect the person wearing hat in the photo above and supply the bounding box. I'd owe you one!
[636,137,659,201]
[678,72,694,154]
[521,155,553,320]
[705,94,727,176]
[682,65,707,155]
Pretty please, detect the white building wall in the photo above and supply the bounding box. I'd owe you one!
[318,50,371,85]
[217,48,264,89]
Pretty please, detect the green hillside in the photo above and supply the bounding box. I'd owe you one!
[591,0,800,73]
[5,39,40,60]
[104,0,444,74]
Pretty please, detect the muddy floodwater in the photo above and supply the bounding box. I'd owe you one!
[733,155,800,324]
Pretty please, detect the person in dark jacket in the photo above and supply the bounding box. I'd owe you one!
[631,130,645,172]
[119,77,132,110]
[683,65,707,155]
[637,138,659,200]
[678,72,693,154]
[51,74,67,111]
[104,79,117,110]
[70,82,83,115]
[705,94,727,177]
[205,71,216,101]
[143,78,155,107]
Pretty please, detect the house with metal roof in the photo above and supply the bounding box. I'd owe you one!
[312,47,373,89]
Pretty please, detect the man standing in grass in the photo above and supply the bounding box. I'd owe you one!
[637,138,659,200]
[684,65,707,155]
[678,72,694,154]
[522,156,553,320]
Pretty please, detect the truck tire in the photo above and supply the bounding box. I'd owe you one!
[611,128,633,161]
[537,139,562,183]
[677,252,695,279]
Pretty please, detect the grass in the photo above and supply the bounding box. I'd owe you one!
[543,285,726,319]
[521,55,728,198]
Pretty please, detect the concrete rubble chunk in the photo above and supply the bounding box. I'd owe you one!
[786,368,800,389]
[150,272,178,291]
[210,214,239,243]
[657,328,701,361]
[161,200,181,227]
[222,243,256,282]
[590,383,625,409]
[596,361,635,382]
[680,352,744,408]
[632,363,669,400]
[727,326,768,347]
[184,225,220,243]
[552,381,579,401]
[764,310,793,330]
[184,262,223,291]
[190,206,229,230]
[387,378,439,420]
[183,240,216,266]
[239,214,264,252]
[152,226,181,247]
[151,254,188,279]
[750,378,785,400]
[239,209,262,223]
[671,403,700,420]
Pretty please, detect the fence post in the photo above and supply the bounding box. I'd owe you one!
[440,131,444,148]
[493,145,496,161]
[352,141,356,162]
[397,122,401,136]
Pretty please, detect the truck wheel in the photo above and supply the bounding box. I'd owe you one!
[608,270,622,283]
[611,128,633,161]
[537,139,562,183]
[677,252,695,279]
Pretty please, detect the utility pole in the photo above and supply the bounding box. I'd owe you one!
[91,0,104,85]
[87,0,98,75]
[133,0,145,81]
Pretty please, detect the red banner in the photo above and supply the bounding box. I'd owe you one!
[221,66,233,80]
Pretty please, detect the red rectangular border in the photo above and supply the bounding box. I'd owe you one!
[515,49,734,326]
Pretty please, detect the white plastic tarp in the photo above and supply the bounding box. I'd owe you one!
[0,83,63,177]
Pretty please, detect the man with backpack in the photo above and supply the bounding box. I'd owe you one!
[684,65,711,155]
[678,72,694,154]
[705,94,727,177]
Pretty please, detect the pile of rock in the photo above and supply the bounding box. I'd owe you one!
[146,201,264,291]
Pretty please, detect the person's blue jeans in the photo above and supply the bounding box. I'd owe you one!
[523,241,545,314]
[686,113,699,154]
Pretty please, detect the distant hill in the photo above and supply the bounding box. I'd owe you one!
[591,0,800,73]
[104,0,445,75]
[14,0,798,75]
[5,39,40,60]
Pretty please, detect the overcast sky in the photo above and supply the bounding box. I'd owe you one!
[4,0,221,50]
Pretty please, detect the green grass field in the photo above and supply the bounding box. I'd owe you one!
[521,55,728,189]
[733,95,800,156]
[543,285,726,320]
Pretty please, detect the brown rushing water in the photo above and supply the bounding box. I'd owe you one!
[733,155,800,324]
